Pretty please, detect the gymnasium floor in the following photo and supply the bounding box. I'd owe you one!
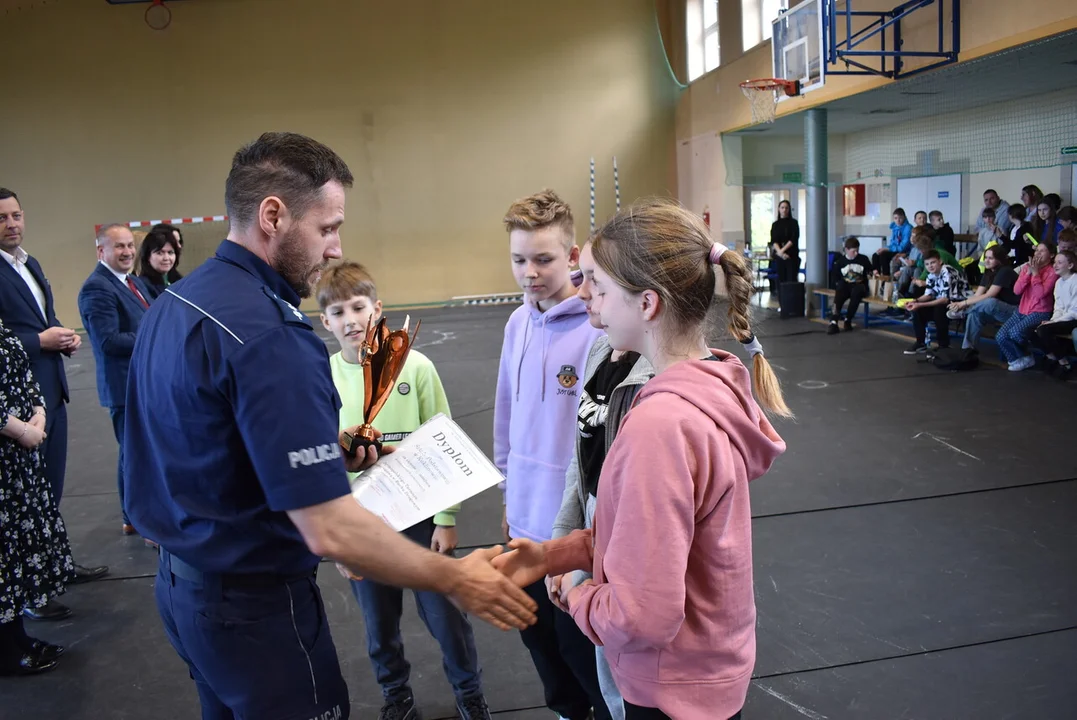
[3,303,1076,720]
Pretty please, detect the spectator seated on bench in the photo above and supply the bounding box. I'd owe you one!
[998,242,1057,372]
[947,245,1019,351]
[903,250,969,355]
[827,237,873,335]
[1033,249,1077,380]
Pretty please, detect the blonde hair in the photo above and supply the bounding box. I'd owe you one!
[590,198,791,418]
[315,260,378,311]
[503,189,576,250]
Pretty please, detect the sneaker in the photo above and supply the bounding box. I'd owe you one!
[904,343,927,354]
[457,695,492,720]
[1010,355,1036,372]
[827,321,840,335]
[379,695,421,720]
[843,319,853,332]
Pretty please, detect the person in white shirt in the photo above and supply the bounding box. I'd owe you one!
[1035,249,1077,378]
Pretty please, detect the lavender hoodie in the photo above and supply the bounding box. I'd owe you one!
[494,296,605,542]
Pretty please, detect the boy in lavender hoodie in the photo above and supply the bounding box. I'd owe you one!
[494,189,611,720]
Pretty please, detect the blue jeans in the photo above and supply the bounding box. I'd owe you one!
[350,519,482,703]
[963,298,1017,349]
[996,311,1052,362]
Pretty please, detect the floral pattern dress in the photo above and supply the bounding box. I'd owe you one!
[0,318,74,623]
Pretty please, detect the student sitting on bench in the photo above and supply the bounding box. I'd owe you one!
[827,237,872,335]
[904,250,968,355]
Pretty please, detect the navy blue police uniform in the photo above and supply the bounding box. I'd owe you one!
[124,239,351,720]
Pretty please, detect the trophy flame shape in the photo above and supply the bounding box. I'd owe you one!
[339,314,421,456]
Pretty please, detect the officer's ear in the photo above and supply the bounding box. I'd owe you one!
[258,196,286,238]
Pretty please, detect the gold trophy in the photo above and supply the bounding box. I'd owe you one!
[339,314,421,457]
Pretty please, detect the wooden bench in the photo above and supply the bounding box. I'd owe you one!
[812,288,901,328]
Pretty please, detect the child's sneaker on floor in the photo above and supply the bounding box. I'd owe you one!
[457,695,492,720]
[843,319,854,331]
[827,320,840,335]
[904,342,927,354]
[380,695,421,720]
[1007,356,1035,372]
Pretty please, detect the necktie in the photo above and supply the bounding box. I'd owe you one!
[126,276,149,310]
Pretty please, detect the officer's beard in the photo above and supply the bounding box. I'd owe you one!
[274,227,325,299]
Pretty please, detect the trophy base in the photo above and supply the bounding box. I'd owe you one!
[340,425,383,457]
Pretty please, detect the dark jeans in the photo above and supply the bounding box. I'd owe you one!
[1034,320,1077,358]
[873,250,895,275]
[913,304,950,348]
[624,702,741,720]
[350,519,482,703]
[110,406,127,524]
[42,402,68,504]
[519,578,612,720]
[833,283,868,320]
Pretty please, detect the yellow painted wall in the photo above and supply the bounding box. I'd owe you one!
[1,0,680,323]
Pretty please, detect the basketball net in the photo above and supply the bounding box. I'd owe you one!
[739,79,797,125]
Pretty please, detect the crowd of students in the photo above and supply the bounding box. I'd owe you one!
[311,191,790,720]
[827,188,1077,377]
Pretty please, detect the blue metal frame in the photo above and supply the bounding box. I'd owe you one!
[824,0,959,79]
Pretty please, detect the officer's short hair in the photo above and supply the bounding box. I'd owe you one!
[225,132,355,230]
[316,260,378,310]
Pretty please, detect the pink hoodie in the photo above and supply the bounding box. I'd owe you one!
[545,349,786,720]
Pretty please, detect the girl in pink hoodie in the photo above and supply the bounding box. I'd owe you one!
[494,198,790,720]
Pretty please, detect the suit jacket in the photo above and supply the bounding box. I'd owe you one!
[77,263,153,409]
[0,252,69,409]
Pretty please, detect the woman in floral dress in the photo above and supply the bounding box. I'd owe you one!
[0,317,74,676]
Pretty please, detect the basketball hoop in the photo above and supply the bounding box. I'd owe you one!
[739,79,800,124]
[145,0,171,31]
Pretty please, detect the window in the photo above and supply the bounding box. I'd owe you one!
[742,0,785,51]
[687,0,720,82]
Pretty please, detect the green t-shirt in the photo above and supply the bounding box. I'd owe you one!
[328,349,460,526]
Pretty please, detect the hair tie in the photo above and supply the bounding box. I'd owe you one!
[709,243,727,264]
[741,335,764,358]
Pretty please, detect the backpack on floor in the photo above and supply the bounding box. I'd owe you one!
[929,347,979,372]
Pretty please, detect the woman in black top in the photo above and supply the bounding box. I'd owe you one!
[137,229,182,300]
[770,200,800,285]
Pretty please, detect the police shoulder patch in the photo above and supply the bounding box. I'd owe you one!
[262,287,312,327]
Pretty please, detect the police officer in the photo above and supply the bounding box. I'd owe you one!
[123,132,537,720]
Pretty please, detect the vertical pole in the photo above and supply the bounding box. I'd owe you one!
[589,157,596,232]
[613,156,621,212]
[805,108,828,289]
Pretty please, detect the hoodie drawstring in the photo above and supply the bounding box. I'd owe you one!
[515,317,532,402]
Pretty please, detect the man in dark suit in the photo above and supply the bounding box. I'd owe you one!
[0,188,109,620]
[78,223,154,538]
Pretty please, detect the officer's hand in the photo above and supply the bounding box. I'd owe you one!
[448,546,538,632]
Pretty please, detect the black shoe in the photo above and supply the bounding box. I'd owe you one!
[1051,363,1072,381]
[826,321,839,335]
[0,652,59,677]
[904,343,927,355]
[457,695,492,720]
[27,640,65,663]
[22,598,72,621]
[71,563,109,584]
[843,319,853,332]
[379,695,421,720]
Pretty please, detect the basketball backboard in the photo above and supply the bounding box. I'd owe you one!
[772,0,825,98]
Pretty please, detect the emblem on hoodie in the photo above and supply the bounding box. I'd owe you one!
[556,365,579,389]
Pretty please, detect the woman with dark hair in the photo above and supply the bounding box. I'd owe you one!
[1033,201,1062,246]
[0,318,74,676]
[769,200,800,287]
[137,229,182,300]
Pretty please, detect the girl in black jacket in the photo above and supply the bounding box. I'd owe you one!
[770,200,800,286]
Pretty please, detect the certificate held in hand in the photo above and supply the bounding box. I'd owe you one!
[351,413,504,532]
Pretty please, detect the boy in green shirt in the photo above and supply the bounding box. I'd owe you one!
[316,261,490,720]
